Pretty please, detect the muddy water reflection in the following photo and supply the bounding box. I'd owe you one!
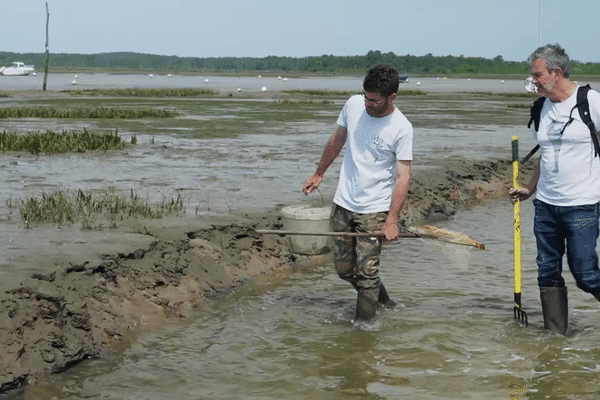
[32,200,600,400]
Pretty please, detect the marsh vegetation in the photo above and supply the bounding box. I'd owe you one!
[0,106,178,119]
[67,88,218,97]
[0,88,532,230]
[0,89,533,138]
[9,189,184,229]
[0,129,130,153]
[283,89,428,97]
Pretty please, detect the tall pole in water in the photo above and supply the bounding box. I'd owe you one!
[538,0,542,47]
[43,2,50,91]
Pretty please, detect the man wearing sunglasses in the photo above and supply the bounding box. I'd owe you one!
[303,63,413,322]
[509,44,600,335]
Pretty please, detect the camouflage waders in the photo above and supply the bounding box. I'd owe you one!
[331,204,387,290]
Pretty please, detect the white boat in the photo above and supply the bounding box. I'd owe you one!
[1,62,35,76]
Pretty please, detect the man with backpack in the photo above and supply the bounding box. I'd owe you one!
[509,44,600,335]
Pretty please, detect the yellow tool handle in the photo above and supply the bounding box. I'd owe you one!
[512,136,522,299]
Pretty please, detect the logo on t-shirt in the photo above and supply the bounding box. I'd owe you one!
[372,136,385,149]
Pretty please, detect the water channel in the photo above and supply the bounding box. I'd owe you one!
[25,199,600,400]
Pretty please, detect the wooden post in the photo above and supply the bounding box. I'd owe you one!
[43,2,50,91]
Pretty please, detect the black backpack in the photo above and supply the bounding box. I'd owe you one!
[523,84,600,163]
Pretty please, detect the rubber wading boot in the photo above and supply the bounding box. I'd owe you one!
[540,286,568,335]
[352,282,396,309]
[378,283,397,308]
[355,287,379,321]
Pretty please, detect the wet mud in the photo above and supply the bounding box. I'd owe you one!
[0,155,535,396]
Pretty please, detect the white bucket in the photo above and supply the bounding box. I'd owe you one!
[281,205,331,255]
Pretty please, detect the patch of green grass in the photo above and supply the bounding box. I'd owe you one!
[507,104,533,108]
[0,106,178,119]
[15,189,184,229]
[283,89,426,96]
[283,89,357,96]
[398,89,427,96]
[397,92,531,127]
[500,92,538,98]
[3,91,533,138]
[464,91,495,96]
[275,99,334,104]
[0,129,129,153]
[66,88,218,97]
[461,91,537,99]
[118,99,342,139]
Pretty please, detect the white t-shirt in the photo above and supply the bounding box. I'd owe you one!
[333,94,413,213]
[534,87,600,206]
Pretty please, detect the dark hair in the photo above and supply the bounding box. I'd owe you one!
[363,63,399,97]
[528,43,571,78]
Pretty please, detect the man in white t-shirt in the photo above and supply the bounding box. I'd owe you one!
[510,44,600,335]
[303,63,413,321]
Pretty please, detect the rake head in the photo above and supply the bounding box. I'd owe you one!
[514,305,528,326]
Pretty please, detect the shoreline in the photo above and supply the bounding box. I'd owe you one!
[0,156,533,395]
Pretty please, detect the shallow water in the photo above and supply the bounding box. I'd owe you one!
[27,199,600,400]
[0,73,531,93]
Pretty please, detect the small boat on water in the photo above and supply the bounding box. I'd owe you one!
[0,62,35,76]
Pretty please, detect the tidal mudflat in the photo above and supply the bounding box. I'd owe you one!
[0,80,542,396]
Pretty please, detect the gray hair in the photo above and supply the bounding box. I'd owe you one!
[528,43,571,78]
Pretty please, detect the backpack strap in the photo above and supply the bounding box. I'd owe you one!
[576,84,600,158]
[523,96,546,162]
[527,96,546,131]
[525,85,600,160]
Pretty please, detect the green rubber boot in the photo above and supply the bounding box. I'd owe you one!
[355,287,379,321]
[540,286,568,335]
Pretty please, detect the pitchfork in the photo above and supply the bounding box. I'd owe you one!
[512,136,528,326]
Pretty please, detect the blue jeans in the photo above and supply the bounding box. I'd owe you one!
[533,199,600,293]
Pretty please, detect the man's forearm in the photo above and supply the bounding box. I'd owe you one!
[315,126,347,176]
[525,159,540,194]
[386,160,411,225]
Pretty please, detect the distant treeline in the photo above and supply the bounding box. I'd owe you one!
[2,50,600,76]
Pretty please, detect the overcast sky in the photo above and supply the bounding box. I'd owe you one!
[3,0,600,63]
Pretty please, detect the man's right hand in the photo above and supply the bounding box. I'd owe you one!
[509,187,533,204]
[303,174,323,194]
